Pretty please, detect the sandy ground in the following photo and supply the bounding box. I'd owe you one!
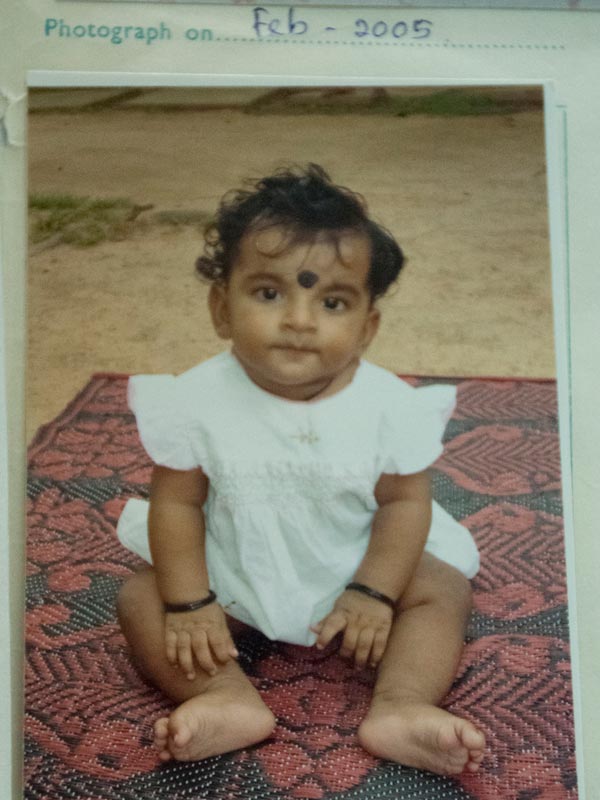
[27,102,554,442]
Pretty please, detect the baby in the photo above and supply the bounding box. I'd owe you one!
[116,164,486,776]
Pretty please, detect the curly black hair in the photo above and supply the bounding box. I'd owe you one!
[196,164,404,301]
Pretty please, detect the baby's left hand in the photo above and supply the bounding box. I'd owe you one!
[311,590,395,669]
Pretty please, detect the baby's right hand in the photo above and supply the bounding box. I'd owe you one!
[164,603,239,679]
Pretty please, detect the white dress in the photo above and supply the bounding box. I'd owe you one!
[117,351,479,646]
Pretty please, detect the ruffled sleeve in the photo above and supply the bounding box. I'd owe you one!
[128,374,198,471]
[378,382,456,475]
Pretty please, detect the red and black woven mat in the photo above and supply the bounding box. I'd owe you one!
[25,375,577,800]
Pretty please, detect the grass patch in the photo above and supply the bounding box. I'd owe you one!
[393,91,501,117]
[29,194,214,249]
[247,88,534,117]
[29,193,141,247]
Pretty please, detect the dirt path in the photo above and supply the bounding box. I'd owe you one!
[27,104,553,441]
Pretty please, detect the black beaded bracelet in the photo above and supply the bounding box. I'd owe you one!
[345,582,396,610]
[163,590,217,614]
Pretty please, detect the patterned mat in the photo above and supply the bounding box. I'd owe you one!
[25,375,577,800]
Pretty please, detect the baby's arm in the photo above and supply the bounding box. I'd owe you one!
[312,470,431,667]
[149,465,238,679]
[354,470,432,602]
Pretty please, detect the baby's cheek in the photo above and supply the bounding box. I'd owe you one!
[328,328,364,357]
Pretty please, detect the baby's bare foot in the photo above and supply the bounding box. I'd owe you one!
[154,679,276,762]
[358,700,485,776]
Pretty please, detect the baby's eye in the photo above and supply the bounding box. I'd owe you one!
[323,296,347,312]
[255,287,280,302]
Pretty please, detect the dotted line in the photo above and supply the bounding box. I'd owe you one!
[213,36,565,50]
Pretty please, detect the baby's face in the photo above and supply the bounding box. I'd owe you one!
[209,227,380,401]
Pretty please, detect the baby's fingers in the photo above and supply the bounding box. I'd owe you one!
[339,623,359,660]
[191,630,218,677]
[165,628,179,666]
[369,628,389,668]
[209,632,239,664]
[313,612,347,650]
[353,627,375,669]
[176,630,196,679]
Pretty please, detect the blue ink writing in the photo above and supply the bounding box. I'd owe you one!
[253,7,308,38]
[251,8,433,42]
[354,18,432,40]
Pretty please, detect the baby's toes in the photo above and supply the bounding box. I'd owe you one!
[463,723,485,750]
[154,717,172,760]
[459,725,485,772]
[154,717,169,743]
[466,748,485,772]
[438,725,465,755]
[168,714,194,751]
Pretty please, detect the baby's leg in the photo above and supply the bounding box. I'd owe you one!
[358,553,485,775]
[117,569,276,761]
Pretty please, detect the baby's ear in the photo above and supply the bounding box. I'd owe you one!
[208,284,232,339]
[361,306,380,351]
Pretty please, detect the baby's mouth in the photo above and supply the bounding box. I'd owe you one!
[272,344,318,354]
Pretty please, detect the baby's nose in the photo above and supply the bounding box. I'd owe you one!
[283,298,317,330]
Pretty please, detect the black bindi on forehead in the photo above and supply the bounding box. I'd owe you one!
[297,270,319,289]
